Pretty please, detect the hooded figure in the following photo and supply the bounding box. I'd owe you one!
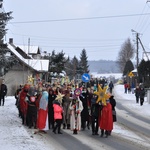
[37,89,49,133]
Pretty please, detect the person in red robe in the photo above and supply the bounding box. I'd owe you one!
[19,84,30,125]
[36,88,49,133]
[99,99,113,138]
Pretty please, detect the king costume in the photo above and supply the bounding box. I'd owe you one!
[37,90,49,132]
[69,95,83,134]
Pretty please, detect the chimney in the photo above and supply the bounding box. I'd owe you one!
[9,38,13,44]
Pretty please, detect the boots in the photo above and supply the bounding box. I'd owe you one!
[63,123,66,129]
[73,129,78,134]
[67,124,70,129]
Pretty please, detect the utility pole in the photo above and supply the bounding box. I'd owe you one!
[136,32,139,68]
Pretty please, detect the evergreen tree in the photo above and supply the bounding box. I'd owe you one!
[78,49,89,75]
[49,50,66,76]
[64,56,72,77]
[138,59,150,87]
[0,1,17,76]
[123,60,134,76]
[70,56,79,79]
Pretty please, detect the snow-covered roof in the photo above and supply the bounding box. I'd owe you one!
[16,45,40,54]
[7,43,49,72]
[143,52,150,61]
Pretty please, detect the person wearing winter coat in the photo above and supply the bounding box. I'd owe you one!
[109,95,117,135]
[0,79,7,106]
[15,85,23,117]
[69,95,83,134]
[62,91,72,129]
[48,88,56,129]
[79,87,89,130]
[139,87,145,106]
[15,85,22,106]
[109,95,117,122]
[26,86,38,129]
[134,86,140,103]
[53,92,64,134]
[108,81,114,94]
[90,94,102,135]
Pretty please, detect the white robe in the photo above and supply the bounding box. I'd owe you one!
[69,99,83,131]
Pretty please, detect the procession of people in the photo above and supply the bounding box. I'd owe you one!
[12,76,118,139]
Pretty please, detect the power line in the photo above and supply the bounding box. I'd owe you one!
[8,32,125,42]
[8,13,150,24]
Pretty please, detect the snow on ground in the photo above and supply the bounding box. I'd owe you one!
[0,96,55,150]
[114,84,150,117]
[113,84,150,147]
[0,84,150,150]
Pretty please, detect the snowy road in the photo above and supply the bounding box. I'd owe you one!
[0,84,150,150]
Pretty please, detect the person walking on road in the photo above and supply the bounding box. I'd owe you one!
[108,81,114,94]
[139,86,145,106]
[0,79,7,106]
[134,86,140,103]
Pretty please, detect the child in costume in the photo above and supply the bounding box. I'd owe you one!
[69,92,83,134]
[53,92,64,134]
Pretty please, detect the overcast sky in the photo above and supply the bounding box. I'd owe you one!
[3,0,150,61]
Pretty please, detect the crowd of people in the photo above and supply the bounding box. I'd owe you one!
[123,80,146,106]
[13,79,116,138]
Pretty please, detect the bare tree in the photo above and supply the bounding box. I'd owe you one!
[117,38,135,72]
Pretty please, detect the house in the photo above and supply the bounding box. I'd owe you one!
[2,38,49,96]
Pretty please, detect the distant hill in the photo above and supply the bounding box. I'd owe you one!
[88,60,120,73]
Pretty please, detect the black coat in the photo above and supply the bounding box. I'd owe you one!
[139,88,145,99]
[109,96,117,122]
[48,93,56,123]
[0,84,7,96]
[80,92,89,121]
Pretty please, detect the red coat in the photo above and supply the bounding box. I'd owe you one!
[19,90,28,115]
[53,104,63,120]
[99,103,113,131]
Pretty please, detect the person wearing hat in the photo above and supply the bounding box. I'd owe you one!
[36,88,49,133]
[69,94,83,134]
[52,92,64,134]
[26,86,37,129]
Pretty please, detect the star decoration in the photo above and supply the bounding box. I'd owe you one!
[55,92,65,103]
[27,75,34,84]
[94,84,109,106]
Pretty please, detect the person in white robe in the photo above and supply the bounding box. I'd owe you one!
[69,96,83,134]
